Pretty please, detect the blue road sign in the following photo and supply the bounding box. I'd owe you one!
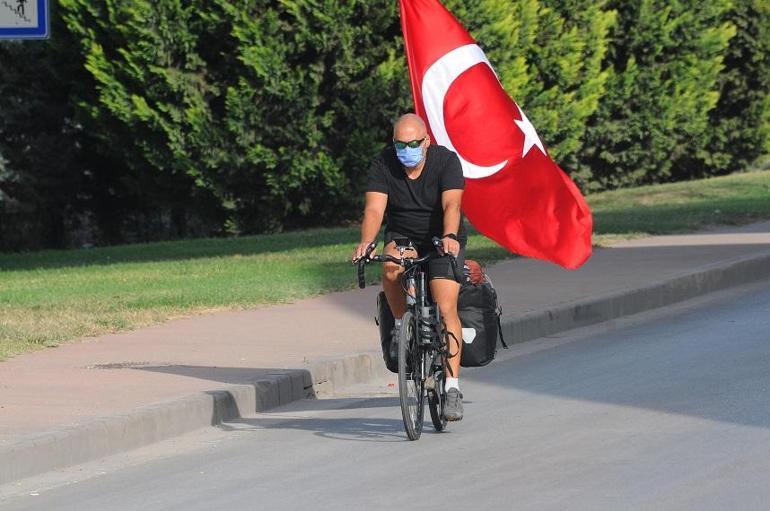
[0,0,49,40]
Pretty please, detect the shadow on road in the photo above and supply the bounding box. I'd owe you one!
[133,364,415,441]
[463,282,770,430]
[216,395,417,443]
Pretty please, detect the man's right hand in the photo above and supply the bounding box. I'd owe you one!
[352,241,377,262]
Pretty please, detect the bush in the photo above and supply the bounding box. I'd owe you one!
[0,0,767,250]
[577,0,736,190]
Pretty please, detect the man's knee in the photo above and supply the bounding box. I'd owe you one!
[382,262,403,283]
[382,242,416,284]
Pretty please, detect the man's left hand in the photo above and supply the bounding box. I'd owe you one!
[441,236,460,257]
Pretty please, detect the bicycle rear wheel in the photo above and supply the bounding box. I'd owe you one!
[398,311,424,440]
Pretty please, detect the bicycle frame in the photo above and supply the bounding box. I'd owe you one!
[401,261,446,391]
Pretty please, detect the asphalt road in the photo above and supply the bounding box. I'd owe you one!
[3,282,770,510]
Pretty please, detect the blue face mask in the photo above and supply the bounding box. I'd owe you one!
[395,145,424,168]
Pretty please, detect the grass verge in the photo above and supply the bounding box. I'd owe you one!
[2,169,770,360]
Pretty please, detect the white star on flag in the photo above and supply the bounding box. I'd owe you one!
[514,105,546,158]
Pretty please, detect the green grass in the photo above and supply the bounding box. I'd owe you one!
[590,169,770,237]
[2,169,770,360]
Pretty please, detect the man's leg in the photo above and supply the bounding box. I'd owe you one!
[381,241,417,319]
[430,278,462,378]
[430,276,464,421]
[382,241,417,363]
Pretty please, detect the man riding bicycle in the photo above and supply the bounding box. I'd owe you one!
[352,113,466,421]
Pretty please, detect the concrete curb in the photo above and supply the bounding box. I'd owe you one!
[501,251,770,346]
[2,250,769,485]
[305,353,394,398]
[0,370,313,485]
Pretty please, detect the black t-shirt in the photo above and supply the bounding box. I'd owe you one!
[366,144,466,246]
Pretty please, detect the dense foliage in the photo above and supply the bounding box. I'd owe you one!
[0,0,767,250]
[577,0,738,189]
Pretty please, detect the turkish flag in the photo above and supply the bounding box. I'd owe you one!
[399,0,593,269]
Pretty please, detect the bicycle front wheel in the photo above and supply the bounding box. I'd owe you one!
[398,311,424,440]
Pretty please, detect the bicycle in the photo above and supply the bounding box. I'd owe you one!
[354,237,463,440]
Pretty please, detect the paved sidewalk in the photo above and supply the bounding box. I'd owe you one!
[1,221,770,481]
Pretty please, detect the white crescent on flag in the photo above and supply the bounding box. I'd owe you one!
[421,44,508,179]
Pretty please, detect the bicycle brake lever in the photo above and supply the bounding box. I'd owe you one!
[450,255,464,283]
[352,241,378,264]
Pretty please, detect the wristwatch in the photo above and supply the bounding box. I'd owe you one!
[443,233,458,241]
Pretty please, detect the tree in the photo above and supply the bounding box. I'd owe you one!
[217,0,408,231]
[692,0,770,177]
[2,0,763,250]
[578,0,736,189]
[0,12,86,249]
[61,0,228,239]
[59,0,407,236]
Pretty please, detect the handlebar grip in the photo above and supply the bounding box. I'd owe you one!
[354,241,377,289]
[357,259,366,289]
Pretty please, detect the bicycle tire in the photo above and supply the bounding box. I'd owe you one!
[428,370,447,432]
[429,311,448,432]
[398,311,424,440]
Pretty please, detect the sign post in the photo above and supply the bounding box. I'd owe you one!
[0,0,49,40]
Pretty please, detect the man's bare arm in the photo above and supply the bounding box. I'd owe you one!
[440,189,463,256]
[441,189,462,236]
[362,192,387,242]
[352,192,387,260]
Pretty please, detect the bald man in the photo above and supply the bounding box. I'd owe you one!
[352,113,466,421]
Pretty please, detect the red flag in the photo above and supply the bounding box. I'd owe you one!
[399,0,593,269]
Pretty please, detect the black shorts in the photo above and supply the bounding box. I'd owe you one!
[385,232,466,283]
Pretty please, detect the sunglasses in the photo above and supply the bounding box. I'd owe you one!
[393,137,426,150]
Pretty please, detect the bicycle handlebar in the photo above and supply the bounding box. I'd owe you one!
[354,237,464,289]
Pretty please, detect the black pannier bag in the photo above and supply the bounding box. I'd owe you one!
[376,291,399,373]
[458,277,507,368]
